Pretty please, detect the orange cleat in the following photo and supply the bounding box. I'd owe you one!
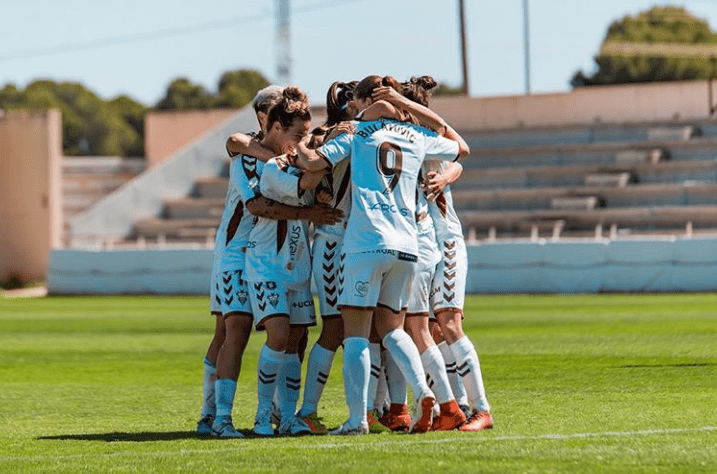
[459,411,494,432]
[379,403,411,432]
[431,400,467,431]
[409,395,435,434]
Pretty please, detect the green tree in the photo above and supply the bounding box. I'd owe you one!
[155,78,214,110]
[215,69,269,108]
[572,6,717,87]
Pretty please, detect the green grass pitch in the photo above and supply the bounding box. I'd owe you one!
[0,294,715,473]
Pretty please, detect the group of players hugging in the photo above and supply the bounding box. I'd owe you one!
[195,74,493,438]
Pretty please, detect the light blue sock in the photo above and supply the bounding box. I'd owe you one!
[298,343,335,417]
[201,357,217,418]
[343,337,369,427]
[278,353,302,417]
[215,378,237,419]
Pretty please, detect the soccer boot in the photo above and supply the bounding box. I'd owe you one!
[328,420,369,436]
[378,403,411,432]
[459,410,494,432]
[301,412,328,435]
[211,416,244,438]
[431,400,467,431]
[253,406,275,436]
[278,414,312,436]
[197,415,214,435]
[366,409,392,434]
[409,393,436,434]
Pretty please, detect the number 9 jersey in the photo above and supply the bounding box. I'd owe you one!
[316,119,459,257]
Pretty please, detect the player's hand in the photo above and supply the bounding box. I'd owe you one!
[316,189,332,205]
[326,122,355,141]
[425,170,449,200]
[302,204,343,225]
[372,86,408,107]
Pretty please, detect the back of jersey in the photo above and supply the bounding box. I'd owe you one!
[341,119,458,256]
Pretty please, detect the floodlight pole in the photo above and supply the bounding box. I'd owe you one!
[523,0,531,94]
[458,0,469,95]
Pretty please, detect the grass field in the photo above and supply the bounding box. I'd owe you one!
[0,294,715,473]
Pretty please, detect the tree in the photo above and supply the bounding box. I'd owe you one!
[572,6,717,87]
[155,78,214,111]
[215,70,269,108]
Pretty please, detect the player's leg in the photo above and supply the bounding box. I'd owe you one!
[432,320,470,417]
[253,314,290,436]
[365,321,391,433]
[373,255,435,434]
[197,313,225,434]
[378,348,411,432]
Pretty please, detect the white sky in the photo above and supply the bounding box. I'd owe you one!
[1,0,716,106]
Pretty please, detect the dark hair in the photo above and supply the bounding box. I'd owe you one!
[325,80,358,126]
[354,75,401,101]
[266,86,311,129]
[401,75,438,107]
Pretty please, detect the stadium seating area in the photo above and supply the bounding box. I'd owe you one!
[114,118,717,244]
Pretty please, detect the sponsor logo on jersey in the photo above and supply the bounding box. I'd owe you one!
[368,202,410,217]
[354,281,369,298]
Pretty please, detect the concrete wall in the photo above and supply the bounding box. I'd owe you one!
[0,109,62,281]
[47,237,717,294]
[432,79,717,131]
[145,109,240,168]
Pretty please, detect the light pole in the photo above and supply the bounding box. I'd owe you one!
[523,0,531,94]
[458,0,469,95]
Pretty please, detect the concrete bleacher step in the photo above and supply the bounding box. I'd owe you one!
[194,177,229,198]
[454,159,717,191]
[132,217,219,241]
[458,205,717,234]
[614,148,667,166]
[584,172,631,187]
[551,196,599,211]
[163,197,225,219]
[646,125,700,142]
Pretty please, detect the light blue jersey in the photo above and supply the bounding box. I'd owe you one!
[317,119,458,256]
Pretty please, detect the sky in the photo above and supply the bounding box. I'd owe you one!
[1,0,717,107]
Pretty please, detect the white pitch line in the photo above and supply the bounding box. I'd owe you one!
[3,426,716,463]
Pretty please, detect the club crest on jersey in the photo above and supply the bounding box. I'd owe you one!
[268,292,280,307]
[354,281,369,298]
[237,289,248,305]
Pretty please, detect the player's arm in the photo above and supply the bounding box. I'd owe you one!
[245,195,342,225]
[226,133,274,161]
[425,162,463,200]
[295,138,333,172]
[372,86,470,158]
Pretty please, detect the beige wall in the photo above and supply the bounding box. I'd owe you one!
[145,109,241,168]
[0,109,62,281]
[432,79,717,131]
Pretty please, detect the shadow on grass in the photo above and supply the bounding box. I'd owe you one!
[614,363,717,369]
[38,431,263,442]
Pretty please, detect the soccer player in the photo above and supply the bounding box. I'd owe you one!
[240,86,338,436]
[296,75,469,435]
[198,85,283,437]
[296,81,358,435]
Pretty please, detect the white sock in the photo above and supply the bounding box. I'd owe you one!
[343,337,369,427]
[439,341,468,407]
[201,357,217,417]
[420,345,454,405]
[374,365,389,414]
[215,378,237,419]
[298,343,335,417]
[257,345,283,411]
[382,329,432,400]
[450,336,490,412]
[278,353,302,418]
[384,349,407,405]
[366,343,381,411]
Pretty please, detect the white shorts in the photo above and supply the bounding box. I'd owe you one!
[406,262,437,316]
[248,280,317,330]
[312,235,343,318]
[338,250,417,313]
[214,269,252,317]
[430,237,467,316]
[209,269,221,315]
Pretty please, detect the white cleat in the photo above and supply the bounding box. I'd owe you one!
[278,415,312,436]
[328,420,369,436]
[197,415,214,435]
[211,417,244,438]
[253,406,274,436]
